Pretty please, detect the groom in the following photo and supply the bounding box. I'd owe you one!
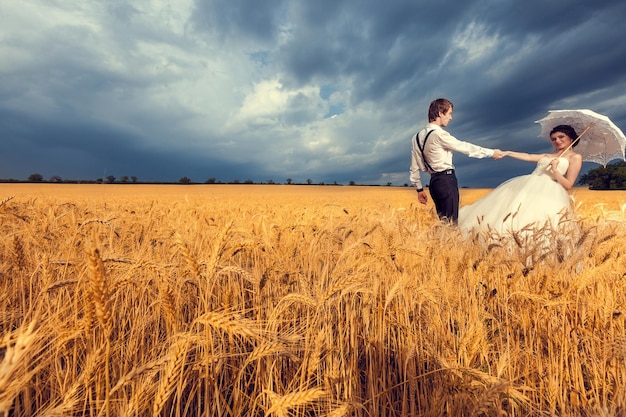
[410,98,504,223]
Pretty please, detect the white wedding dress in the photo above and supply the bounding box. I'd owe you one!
[458,156,574,235]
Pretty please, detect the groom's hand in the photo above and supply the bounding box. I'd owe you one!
[417,189,428,204]
[492,149,505,159]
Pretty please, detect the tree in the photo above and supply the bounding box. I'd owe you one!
[349,180,356,186]
[286,178,292,185]
[306,178,313,185]
[106,175,116,183]
[205,178,216,184]
[28,173,44,182]
[50,175,62,183]
[131,176,138,183]
[120,176,129,183]
[179,177,192,184]
[578,161,626,190]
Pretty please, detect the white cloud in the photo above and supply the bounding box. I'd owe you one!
[483,34,540,81]
[442,21,500,68]
[233,78,326,127]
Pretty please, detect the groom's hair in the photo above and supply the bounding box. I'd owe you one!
[428,98,453,122]
[550,124,579,147]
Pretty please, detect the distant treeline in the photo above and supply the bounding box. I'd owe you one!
[6,161,625,188]
[0,174,400,187]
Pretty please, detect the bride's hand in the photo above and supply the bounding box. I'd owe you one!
[549,158,560,170]
[546,158,559,174]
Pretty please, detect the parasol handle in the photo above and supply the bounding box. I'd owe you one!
[557,123,594,157]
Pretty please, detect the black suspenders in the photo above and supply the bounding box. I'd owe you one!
[416,130,435,173]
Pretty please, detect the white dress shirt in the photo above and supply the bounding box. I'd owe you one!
[409,123,495,189]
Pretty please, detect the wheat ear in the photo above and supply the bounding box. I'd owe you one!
[264,388,326,416]
[152,337,188,415]
[195,310,260,340]
[0,319,38,413]
[0,195,14,208]
[174,232,201,277]
[85,245,111,329]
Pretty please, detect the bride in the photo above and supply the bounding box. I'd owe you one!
[458,124,583,235]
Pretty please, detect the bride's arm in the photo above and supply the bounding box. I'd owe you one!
[503,151,546,162]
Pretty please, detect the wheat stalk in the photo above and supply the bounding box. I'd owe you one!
[84,239,113,417]
[306,330,326,379]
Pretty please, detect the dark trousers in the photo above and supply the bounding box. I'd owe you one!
[429,170,459,223]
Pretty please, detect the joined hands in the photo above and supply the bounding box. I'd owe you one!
[492,149,505,159]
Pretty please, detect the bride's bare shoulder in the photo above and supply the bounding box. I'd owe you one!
[568,152,583,163]
[562,151,581,159]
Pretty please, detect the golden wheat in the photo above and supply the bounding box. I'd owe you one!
[0,184,625,416]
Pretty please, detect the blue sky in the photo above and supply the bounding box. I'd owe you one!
[1,0,626,186]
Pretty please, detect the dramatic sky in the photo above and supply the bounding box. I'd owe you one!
[2,0,626,186]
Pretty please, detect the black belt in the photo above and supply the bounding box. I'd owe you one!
[431,169,455,176]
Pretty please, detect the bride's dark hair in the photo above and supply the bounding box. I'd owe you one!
[550,124,579,147]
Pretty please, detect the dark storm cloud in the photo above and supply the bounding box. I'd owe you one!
[191,0,287,42]
[276,0,472,93]
[1,0,625,187]
[460,1,626,122]
[482,0,611,35]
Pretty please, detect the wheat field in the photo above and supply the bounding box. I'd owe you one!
[1,183,625,416]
